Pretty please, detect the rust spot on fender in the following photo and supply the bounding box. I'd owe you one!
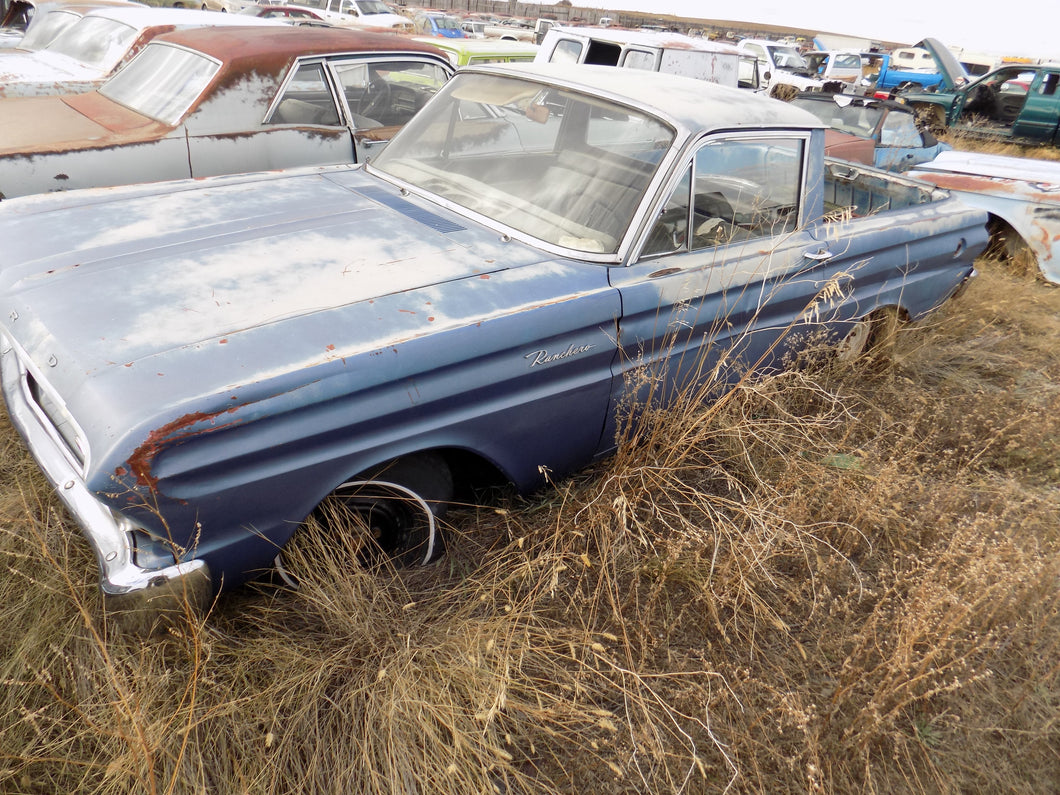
[124,406,241,492]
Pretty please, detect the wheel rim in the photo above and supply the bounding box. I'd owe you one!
[836,318,871,361]
[275,479,439,588]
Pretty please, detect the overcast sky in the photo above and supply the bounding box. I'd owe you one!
[578,0,1059,61]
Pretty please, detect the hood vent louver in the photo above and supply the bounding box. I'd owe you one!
[356,185,466,234]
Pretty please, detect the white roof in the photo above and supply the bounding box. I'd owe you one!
[473,62,824,134]
[549,25,738,55]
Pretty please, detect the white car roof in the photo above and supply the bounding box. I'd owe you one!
[470,62,824,133]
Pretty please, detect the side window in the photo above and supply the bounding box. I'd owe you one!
[1039,72,1060,96]
[548,38,583,64]
[690,137,802,249]
[333,60,449,128]
[622,49,655,70]
[642,167,691,257]
[879,112,923,147]
[268,63,341,126]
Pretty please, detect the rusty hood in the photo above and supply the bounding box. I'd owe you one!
[0,91,165,154]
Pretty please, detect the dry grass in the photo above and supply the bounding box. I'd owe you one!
[0,155,1058,793]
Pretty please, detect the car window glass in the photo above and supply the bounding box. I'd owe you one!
[99,42,220,125]
[332,60,448,128]
[549,38,582,64]
[269,62,341,126]
[622,49,654,70]
[45,16,136,70]
[690,137,802,249]
[373,74,674,255]
[18,9,79,50]
[1038,72,1060,96]
[642,166,691,257]
[879,112,923,147]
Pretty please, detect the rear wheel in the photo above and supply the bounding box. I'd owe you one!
[835,307,900,364]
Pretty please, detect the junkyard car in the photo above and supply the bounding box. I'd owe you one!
[790,91,950,171]
[237,3,327,23]
[911,150,1060,283]
[411,11,464,39]
[0,0,145,49]
[297,0,411,31]
[0,5,279,97]
[415,36,537,68]
[902,61,1060,147]
[0,26,452,198]
[0,64,987,610]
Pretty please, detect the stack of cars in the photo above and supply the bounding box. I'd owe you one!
[0,5,282,96]
[0,24,453,198]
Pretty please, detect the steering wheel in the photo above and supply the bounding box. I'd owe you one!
[358,78,391,122]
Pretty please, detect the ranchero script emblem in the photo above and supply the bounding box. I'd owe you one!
[524,343,595,367]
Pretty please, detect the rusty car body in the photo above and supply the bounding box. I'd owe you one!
[790,92,950,171]
[0,25,452,199]
[911,150,1060,283]
[0,64,987,610]
[0,5,279,98]
[0,0,143,49]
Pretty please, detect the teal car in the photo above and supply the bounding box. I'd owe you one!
[900,41,1060,147]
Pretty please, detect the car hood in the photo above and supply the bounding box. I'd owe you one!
[914,38,968,91]
[0,165,562,411]
[0,92,163,154]
[0,48,102,95]
[911,149,1060,188]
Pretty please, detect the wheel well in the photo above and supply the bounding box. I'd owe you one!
[985,214,1038,275]
[350,447,509,505]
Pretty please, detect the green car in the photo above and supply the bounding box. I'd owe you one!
[900,40,1060,147]
[415,37,538,68]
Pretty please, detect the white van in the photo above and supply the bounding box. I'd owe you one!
[536,26,742,88]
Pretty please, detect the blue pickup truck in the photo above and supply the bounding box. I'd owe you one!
[0,64,988,611]
[867,38,969,98]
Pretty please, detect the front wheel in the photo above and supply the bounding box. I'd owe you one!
[277,453,453,587]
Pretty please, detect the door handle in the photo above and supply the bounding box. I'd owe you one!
[803,247,835,261]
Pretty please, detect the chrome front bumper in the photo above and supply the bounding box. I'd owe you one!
[1,337,211,612]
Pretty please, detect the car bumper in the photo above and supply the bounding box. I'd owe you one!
[1,335,212,613]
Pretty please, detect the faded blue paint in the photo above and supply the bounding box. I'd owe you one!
[0,66,989,607]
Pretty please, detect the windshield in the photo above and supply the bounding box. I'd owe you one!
[353,0,390,14]
[44,15,137,70]
[99,42,220,125]
[767,45,809,70]
[18,9,80,50]
[791,97,883,138]
[372,73,674,255]
[434,14,461,29]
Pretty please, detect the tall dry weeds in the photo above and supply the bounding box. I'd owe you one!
[0,254,1056,793]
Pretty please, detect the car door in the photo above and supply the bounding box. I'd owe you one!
[188,59,355,177]
[325,56,451,162]
[602,132,854,450]
[1012,68,1060,144]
